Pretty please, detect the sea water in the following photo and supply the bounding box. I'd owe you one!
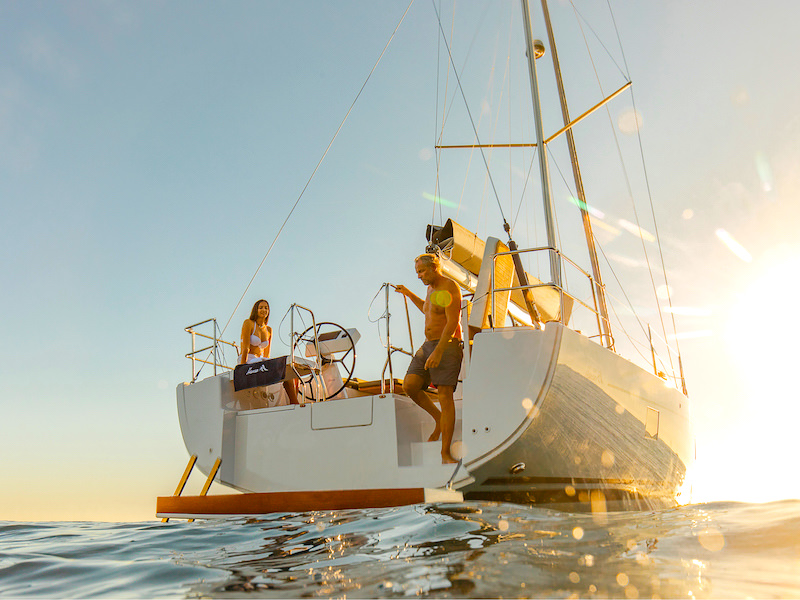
[1,500,798,598]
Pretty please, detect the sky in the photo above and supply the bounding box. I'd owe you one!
[2,0,799,521]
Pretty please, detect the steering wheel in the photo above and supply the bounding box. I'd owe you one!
[291,322,356,401]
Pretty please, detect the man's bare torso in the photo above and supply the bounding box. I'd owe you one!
[423,281,463,341]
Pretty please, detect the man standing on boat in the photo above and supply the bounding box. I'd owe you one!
[395,253,463,464]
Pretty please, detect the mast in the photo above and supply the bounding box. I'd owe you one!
[539,0,614,350]
[521,0,562,290]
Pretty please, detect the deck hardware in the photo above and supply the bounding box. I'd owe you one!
[446,458,464,490]
[510,462,526,474]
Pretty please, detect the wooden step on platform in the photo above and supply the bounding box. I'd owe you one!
[345,378,405,395]
[156,487,463,520]
[345,378,439,397]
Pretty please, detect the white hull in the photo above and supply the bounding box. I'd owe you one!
[177,321,693,510]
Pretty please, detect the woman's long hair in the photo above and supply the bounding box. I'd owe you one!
[248,299,270,323]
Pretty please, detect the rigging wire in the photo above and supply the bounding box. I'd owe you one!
[568,1,628,81]
[603,279,682,387]
[434,0,459,226]
[512,147,538,229]
[366,284,416,357]
[433,1,494,226]
[503,13,514,222]
[276,305,310,352]
[215,1,415,347]
[367,285,390,349]
[605,288,661,369]
[569,0,675,375]
[474,28,510,233]
[456,48,493,226]
[432,0,509,229]
[594,228,681,384]
[546,144,569,292]
[471,44,505,233]
[513,143,539,273]
[432,1,447,227]
[547,128,675,381]
[605,0,685,380]
[276,306,295,347]
[545,133,667,373]
[594,241,663,367]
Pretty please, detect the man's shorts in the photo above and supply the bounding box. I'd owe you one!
[405,339,464,388]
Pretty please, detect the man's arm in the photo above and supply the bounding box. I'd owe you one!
[394,284,425,313]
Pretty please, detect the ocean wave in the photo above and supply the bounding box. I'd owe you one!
[1,500,799,598]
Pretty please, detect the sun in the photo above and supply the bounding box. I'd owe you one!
[724,251,800,389]
[708,249,800,502]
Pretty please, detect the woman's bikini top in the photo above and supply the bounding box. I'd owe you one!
[249,321,270,350]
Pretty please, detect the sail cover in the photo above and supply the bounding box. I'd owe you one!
[426,219,572,325]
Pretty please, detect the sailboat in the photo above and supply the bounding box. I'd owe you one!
[157,0,694,520]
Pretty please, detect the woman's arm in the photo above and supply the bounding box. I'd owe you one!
[240,320,253,364]
[265,325,273,358]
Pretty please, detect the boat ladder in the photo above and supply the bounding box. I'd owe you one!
[161,455,221,522]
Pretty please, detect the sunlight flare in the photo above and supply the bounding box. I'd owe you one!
[618,219,655,242]
[566,195,605,218]
[755,152,774,193]
[724,251,800,396]
[661,306,713,317]
[715,229,752,262]
[617,108,643,135]
[590,216,621,236]
[667,330,713,341]
[422,192,458,209]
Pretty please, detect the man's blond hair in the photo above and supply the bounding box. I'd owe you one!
[414,253,441,271]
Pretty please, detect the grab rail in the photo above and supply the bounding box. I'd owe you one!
[288,303,327,400]
[378,283,413,394]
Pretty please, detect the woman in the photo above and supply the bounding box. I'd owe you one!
[240,299,274,364]
[240,299,299,404]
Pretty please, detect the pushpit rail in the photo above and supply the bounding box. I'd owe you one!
[489,245,687,395]
[185,318,238,382]
[490,245,613,347]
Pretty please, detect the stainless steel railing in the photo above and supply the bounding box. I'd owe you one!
[490,245,612,345]
[288,303,327,401]
[185,318,238,382]
[488,245,686,393]
[378,283,414,394]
